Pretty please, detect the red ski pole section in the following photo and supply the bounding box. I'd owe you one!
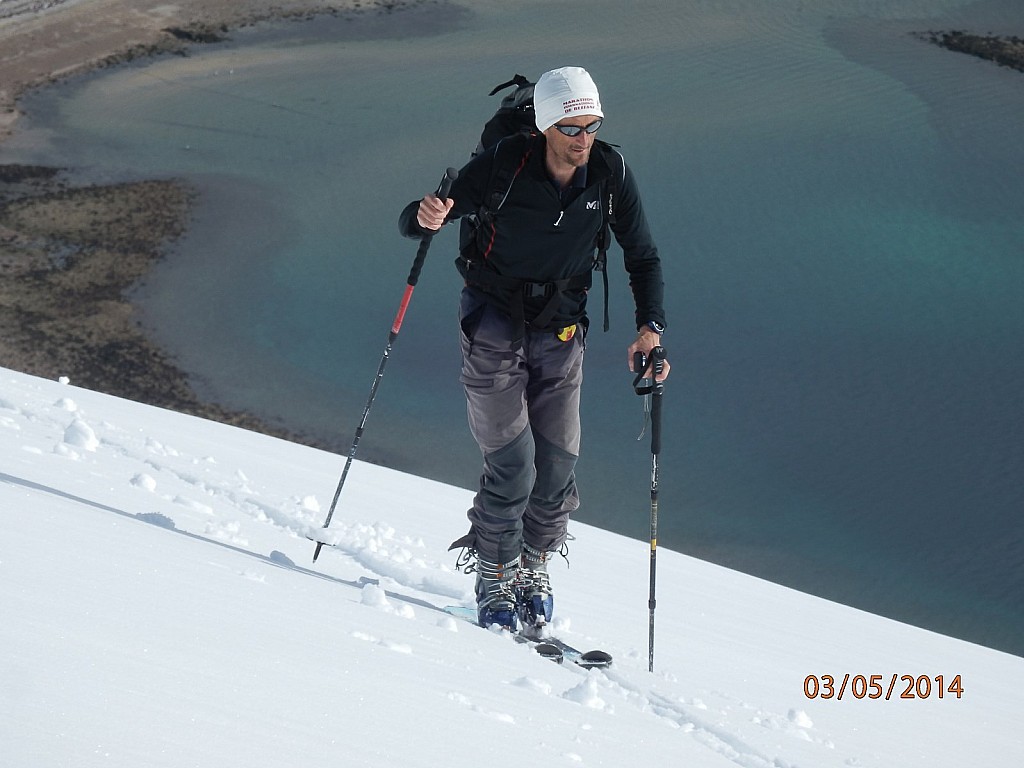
[392,284,415,336]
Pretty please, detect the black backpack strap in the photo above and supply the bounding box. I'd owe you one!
[484,134,534,216]
[476,134,534,259]
[595,223,611,332]
[594,141,623,333]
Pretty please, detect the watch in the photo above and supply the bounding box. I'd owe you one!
[646,320,665,335]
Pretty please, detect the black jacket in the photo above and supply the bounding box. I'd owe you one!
[400,134,665,333]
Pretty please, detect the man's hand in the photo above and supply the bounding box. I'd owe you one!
[416,194,455,231]
[628,328,670,381]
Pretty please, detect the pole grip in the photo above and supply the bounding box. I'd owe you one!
[650,390,663,455]
[650,346,665,455]
[437,166,458,199]
[406,167,458,288]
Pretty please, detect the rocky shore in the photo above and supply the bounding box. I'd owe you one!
[918,30,1024,73]
[0,0,421,448]
[0,163,319,442]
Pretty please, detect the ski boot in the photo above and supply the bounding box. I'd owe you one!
[474,555,520,631]
[516,542,554,633]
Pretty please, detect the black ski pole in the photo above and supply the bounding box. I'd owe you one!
[313,168,458,563]
[633,346,666,672]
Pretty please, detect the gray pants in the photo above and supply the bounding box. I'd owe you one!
[457,288,584,564]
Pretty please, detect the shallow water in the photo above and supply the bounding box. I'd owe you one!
[7,0,1023,654]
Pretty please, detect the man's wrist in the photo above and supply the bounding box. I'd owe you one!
[644,320,665,335]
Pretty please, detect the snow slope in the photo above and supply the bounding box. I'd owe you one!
[2,365,1021,767]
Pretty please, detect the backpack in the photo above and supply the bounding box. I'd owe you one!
[474,74,538,156]
[459,74,619,336]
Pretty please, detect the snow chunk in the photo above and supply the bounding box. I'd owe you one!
[359,582,415,619]
[204,520,247,546]
[360,582,391,609]
[53,443,79,459]
[63,418,98,451]
[563,673,610,711]
[55,397,77,412]
[437,615,459,632]
[788,708,814,729]
[131,473,157,492]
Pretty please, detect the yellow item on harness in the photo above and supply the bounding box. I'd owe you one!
[557,324,577,342]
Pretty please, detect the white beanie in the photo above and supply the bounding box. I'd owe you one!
[533,66,603,133]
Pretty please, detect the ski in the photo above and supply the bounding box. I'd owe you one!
[529,640,565,664]
[443,606,612,669]
[531,636,613,670]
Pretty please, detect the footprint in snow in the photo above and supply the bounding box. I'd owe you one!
[446,692,516,725]
[351,631,413,655]
[511,677,553,696]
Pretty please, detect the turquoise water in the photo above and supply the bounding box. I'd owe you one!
[8,0,1023,654]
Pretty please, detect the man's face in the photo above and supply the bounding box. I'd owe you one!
[543,115,602,169]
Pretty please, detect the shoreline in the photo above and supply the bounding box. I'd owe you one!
[0,163,317,443]
[0,0,433,142]
[0,0,421,449]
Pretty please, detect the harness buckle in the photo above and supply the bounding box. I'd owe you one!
[523,281,554,299]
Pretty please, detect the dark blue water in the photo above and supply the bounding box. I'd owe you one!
[7,0,1022,655]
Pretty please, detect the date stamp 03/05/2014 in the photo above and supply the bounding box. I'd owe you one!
[803,674,964,701]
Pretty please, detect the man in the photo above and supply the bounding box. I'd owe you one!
[399,66,669,631]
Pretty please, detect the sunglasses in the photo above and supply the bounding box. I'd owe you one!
[553,119,603,137]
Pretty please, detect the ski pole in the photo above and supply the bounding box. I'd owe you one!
[633,346,666,672]
[313,167,458,562]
